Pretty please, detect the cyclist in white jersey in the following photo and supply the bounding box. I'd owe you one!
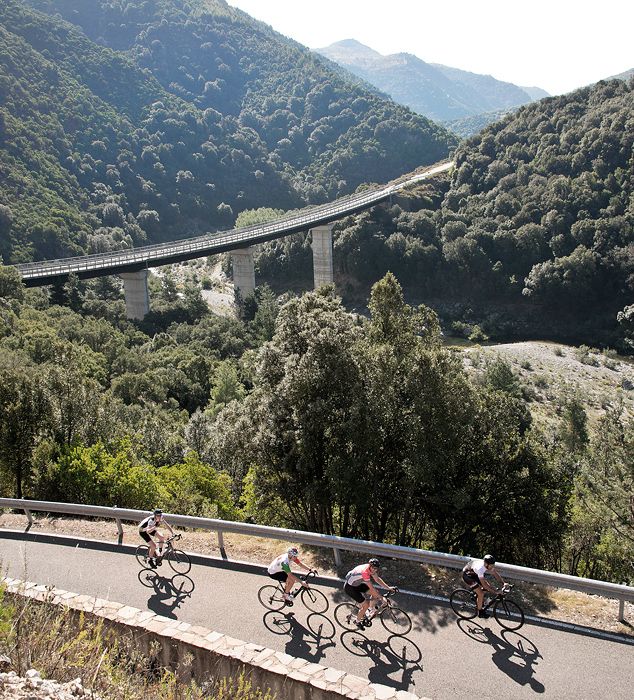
[344,557,396,627]
[462,554,506,618]
[138,509,174,568]
[267,546,315,602]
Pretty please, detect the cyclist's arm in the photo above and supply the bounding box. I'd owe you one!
[491,567,505,587]
[294,558,313,573]
[372,573,394,591]
[478,574,499,593]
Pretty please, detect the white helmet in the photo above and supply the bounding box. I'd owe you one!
[287,546,299,557]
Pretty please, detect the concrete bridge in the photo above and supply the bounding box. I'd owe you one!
[13,162,453,318]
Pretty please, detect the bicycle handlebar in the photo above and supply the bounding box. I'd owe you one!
[300,569,318,582]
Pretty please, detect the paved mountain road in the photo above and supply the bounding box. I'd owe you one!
[1,532,631,699]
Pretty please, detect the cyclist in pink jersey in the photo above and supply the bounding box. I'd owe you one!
[344,557,396,627]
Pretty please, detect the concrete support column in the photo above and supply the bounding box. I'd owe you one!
[310,224,334,289]
[231,247,255,298]
[120,269,150,320]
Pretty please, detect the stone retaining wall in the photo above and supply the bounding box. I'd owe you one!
[2,577,426,700]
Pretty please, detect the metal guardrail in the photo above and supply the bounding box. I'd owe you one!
[1,497,632,622]
[14,162,453,284]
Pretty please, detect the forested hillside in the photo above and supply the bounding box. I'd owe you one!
[0,0,456,263]
[257,79,634,348]
[1,265,632,584]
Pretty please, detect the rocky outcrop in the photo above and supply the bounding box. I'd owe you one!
[0,669,96,700]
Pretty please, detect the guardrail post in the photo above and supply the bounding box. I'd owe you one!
[333,547,342,568]
[618,594,626,623]
[217,530,227,560]
[24,508,33,532]
[113,506,124,546]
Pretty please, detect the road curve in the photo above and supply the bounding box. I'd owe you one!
[1,532,631,699]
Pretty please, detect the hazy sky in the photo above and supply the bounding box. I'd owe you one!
[225,0,633,96]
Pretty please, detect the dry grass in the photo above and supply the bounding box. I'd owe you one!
[2,513,632,639]
[0,583,275,699]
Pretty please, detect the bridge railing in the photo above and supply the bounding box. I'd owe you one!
[1,497,632,621]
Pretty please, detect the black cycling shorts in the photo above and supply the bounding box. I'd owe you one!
[269,571,288,583]
[344,582,368,603]
[139,530,152,543]
[462,570,481,588]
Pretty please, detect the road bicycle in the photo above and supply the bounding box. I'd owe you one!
[450,583,524,631]
[135,533,191,575]
[257,570,329,614]
[334,588,412,635]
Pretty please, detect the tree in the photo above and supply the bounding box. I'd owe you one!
[208,360,245,416]
[0,265,24,302]
[580,408,634,544]
[0,366,49,497]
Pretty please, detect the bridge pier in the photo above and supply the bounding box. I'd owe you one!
[310,224,334,289]
[120,270,150,320]
[231,247,255,298]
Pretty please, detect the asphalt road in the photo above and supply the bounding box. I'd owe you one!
[1,532,631,699]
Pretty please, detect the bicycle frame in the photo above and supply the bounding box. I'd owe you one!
[482,585,514,611]
[275,570,315,597]
[156,533,180,558]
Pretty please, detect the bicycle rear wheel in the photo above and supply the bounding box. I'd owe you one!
[135,544,150,568]
[334,602,360,630]
[493,598,525,631]
[258,585,286,611]
[166,548,191,575]
[300,587,329,614]
[450,588,478,619]
[380,606,412,635]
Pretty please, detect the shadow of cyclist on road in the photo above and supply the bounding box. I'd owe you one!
[140,569,195,619]
[339,630,423,692]
[457,619,544,693]
[262,611,335,663]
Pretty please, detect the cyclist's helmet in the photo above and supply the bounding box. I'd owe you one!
[483,554,495,565]
[368,558,380,568]
[287,546,299,557]
[154,509,163,516]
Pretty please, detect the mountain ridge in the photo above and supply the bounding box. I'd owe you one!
[315,38,547,123]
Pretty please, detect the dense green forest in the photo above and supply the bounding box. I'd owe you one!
[255,79,634,348]
[0,0,633,586]
[0,0,455,263]
[1,266,632,584]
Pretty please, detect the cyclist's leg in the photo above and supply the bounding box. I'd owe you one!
[345,583,368,622]
[269,572,291,601]
[140,530,156,559]
[155,532,166,556]
[463,571,483,609]
[284,572,299,596]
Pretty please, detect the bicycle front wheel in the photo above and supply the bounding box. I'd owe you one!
[380,606,412,635]
[334,602,360,630]
[166,548,191,575]
[450,588,477,619]
[258,585,286,611]
[300,587,329,614]
[135,544,150,568]
[493,598,525,631]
